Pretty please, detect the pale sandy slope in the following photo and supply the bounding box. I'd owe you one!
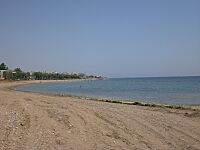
[0,81,200,150]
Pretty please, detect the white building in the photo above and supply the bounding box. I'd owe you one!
[0,70,6,80]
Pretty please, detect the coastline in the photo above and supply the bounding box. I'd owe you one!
[0,80,200,149]
[12,80,200,111]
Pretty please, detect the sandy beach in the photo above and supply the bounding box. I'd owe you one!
[0,80,200,150]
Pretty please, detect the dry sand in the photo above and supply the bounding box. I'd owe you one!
[0,80,200,150]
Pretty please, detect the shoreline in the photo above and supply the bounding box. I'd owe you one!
[0,80,200,149]
[11,80,200,111]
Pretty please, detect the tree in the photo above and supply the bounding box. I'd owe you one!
[3,71,13,80]
[0,63,8,70]
[14,68,22,72]
[12,68,25,80]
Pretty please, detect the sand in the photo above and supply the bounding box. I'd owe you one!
[0,80,200,150]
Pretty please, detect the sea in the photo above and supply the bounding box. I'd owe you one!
[16,76,200,105]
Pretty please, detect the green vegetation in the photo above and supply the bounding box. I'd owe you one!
[0,62,102,81]
[33,72,81,80]
[0,63,8,70]
[3,67,30,80]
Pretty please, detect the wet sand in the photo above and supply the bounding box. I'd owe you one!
[0,80,200,150]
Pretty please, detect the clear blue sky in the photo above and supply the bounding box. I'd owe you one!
[0,0,200,77]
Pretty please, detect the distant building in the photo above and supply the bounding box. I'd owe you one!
[0,70,7,80]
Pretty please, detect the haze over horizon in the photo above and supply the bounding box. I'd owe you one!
[0,0,200,78]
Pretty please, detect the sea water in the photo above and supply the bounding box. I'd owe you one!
[17,77,200,105]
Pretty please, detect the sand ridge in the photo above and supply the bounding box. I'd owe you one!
[0,80,200,150]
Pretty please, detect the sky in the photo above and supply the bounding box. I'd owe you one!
[0,0,200,77]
